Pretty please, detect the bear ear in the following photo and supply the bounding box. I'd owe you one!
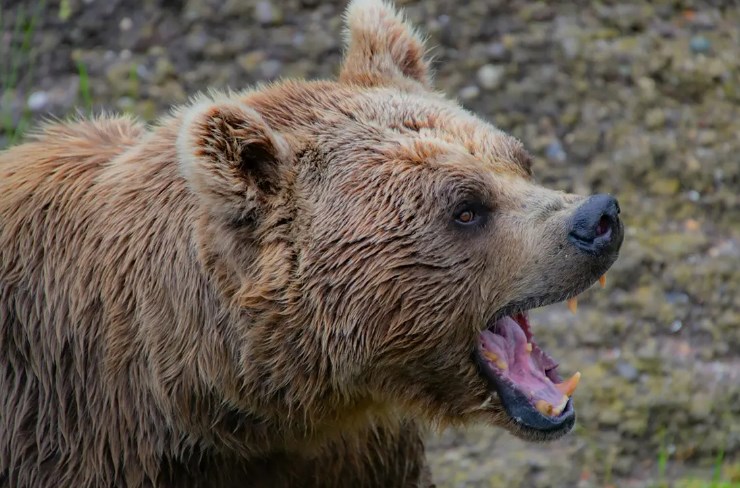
[339,0,433,89]
[177,99,290,225]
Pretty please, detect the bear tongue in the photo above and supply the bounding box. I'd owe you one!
[480,316,575,416]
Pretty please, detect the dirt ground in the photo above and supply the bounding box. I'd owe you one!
[1,1,738,486]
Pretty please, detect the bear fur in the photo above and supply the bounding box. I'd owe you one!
[0,1,621,486]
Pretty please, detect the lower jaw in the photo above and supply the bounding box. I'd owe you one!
[474,314,578,437]
[485,368,576,438]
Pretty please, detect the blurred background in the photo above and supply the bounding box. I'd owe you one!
[1,0,738,486]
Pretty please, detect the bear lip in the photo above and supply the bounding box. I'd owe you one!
[475,312,576,434]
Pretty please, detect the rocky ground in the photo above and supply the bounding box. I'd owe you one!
[1,0,738,486]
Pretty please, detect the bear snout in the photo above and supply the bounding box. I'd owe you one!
[567,194,623,258]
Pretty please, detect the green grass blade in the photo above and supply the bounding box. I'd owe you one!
[2,4,25,94]
[77,59,93,114]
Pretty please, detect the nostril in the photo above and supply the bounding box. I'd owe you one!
[595,215,612,238]
[568,194,622,255]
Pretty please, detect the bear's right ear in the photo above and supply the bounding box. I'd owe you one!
[177,100,290,225]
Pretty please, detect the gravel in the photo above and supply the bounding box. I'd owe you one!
[1,1,738,486]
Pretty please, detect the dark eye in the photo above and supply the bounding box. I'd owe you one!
[456,209,476,224]
[453,202,487,227]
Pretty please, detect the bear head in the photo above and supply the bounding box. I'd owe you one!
[175,0,623,444]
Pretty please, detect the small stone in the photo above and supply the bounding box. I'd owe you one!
[477,64,505,90]
[136,64,150,80]
[292,33,305,48]
[645,108,665,129]
[151,80,186,104]
[237,51,265,73]
[458,85,480,101]
[689,35,711,54]
[564,127,600,160]
[560,37,579,60]
[689,394,712,420]
[650,178,680,196]
[117,96,135,112]
[133,100,157,121]
[545,139,567,163]
[27,91,49,111]
[260,59,282,79]
[254,1,282,26]
[696,130,717,145]
[713,168,724,185]
[683,219,700,232]
[185,30,208,55]
[204,41,226,59]
[119,17,133,32]
[615,361,639,381]
[665,291,690,305]
[106,61,138,97]
[637,76,657,102]
[690,11,718,29]
[669,320,683,333]
[153,59,174,82]
[598,407,622,427]
[485,42,507,60]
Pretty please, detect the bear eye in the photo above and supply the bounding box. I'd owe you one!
[453,202,487,227]
[457,209,476,224]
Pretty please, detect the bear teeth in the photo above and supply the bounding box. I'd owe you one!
[566,274,607,313]
[483,351,498,363]
[554,371,581,398]
[566,297,578,314]
[535,395,569,417]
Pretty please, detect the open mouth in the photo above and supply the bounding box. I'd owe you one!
[476,307,584,435]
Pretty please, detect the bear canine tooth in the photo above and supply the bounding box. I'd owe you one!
[552,395,569,416]
[483,351,498,363]
[567,297,578,314]
[496,359,508,370]
[525,343,533,353]
[599,273,607,288]
[555,371,581,397]
[535,400,554,416]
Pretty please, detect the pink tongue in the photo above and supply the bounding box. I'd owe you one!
[480,317,564,406]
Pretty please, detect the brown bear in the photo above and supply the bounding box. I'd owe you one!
[0,1,623,486]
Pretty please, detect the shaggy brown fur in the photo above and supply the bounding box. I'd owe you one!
[1,1,619,486]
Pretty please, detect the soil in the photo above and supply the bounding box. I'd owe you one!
[1,1,738,486]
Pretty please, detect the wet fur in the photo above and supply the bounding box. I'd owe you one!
[1,1,595,486]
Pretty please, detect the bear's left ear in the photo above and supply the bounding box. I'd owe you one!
[177,99,291,225]
[339,0,433,90]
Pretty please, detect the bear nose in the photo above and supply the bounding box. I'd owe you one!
[568,194,622,255]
